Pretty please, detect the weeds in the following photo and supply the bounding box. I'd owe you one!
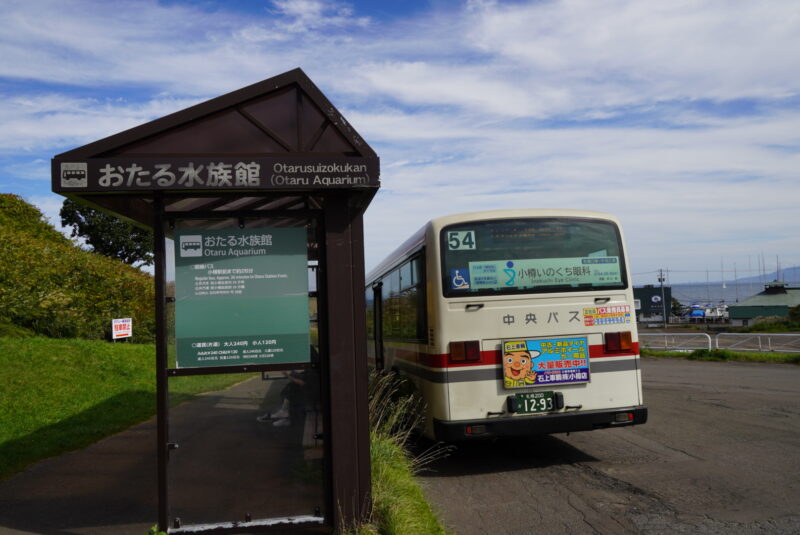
[339,371,449,535]
[368,370,423,445]
[642,347,800,364]
[686,349,737,361]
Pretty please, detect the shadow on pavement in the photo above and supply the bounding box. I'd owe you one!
[0,377,325,535]
[0,408,158,535]
[413,433,598,478]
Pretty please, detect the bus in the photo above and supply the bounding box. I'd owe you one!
[365,209,647,441]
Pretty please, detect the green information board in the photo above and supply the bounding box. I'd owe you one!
[174,227,309,368]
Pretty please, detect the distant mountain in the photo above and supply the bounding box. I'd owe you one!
[733,265,800,285]
[668,280,765,305]
[637,266,800,306]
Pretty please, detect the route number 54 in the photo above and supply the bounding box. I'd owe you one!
[448,230,476,250]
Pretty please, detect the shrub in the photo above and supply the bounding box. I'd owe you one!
[686,349,736,361]
[0,194,154,341]
[0,318,36,338]
[356,371,449,535]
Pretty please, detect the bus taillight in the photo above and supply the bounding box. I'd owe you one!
[449,341,481,363]
[604,331,633,352]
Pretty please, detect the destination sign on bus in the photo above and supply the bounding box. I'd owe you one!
[466,256,622,291]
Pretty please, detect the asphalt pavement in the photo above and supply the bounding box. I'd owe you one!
[418,357,800,534]
[0,376,323,534]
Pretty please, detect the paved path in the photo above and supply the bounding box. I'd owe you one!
[0,376,323,534]
[0,415,157,534]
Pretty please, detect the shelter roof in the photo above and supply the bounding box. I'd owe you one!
[52,68,379,228]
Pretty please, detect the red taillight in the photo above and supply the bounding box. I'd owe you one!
[605,331,633,352]
[449,340,481,363]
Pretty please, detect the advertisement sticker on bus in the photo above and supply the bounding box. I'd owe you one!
[502,336,590,389]
[469,256,622,291]
[583,305,632,326]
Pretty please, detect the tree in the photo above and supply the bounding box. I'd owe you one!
[671,297,684,317]
[789,304,800,324]
[60,199,154,267]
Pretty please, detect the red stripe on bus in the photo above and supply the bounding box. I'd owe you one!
[418,351,498,368]
[589,342,640,358]
[402,343,640,369]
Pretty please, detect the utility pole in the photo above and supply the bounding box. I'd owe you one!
[658,269,667,328]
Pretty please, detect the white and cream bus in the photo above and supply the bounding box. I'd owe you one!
[366,209,647,441]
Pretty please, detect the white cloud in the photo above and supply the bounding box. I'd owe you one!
[361,107,800,278]
[1,0,799,284]
[25,193,71,238]
[269,0,370,32]
[2,1,798,113]
[343,61,559,117]
[465,0,800,103]
[0,94,201,153]
[2,158,49,181]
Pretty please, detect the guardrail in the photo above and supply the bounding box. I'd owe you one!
[715,333,800,353]
[639,332,800,353]
[639,333,712,351]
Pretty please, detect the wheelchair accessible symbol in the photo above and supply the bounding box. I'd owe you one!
[450,269,470,290]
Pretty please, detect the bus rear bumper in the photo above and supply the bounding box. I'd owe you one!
[433,406,648,441]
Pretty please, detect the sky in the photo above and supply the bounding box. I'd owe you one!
[2,0,799,284]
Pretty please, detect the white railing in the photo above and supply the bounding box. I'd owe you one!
[639,333,712,351]
[639,332,800,353]
[715,333,800,353]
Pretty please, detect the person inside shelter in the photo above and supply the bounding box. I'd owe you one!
[257,345,320,427]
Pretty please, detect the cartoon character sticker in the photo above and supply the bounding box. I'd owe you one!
[502,340,539,388]
[503,337,590,389]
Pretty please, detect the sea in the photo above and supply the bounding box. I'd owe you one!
[644,266,800,306]
[668,281,768,306]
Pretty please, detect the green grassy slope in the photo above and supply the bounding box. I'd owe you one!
[0,194,154,341]
[0,337,252,480]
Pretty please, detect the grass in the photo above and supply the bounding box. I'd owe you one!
[0,337,251,480]
[367,436,446,535]
[1,338,448,534]
[0,319,35,338]
[641,347,800,364]
[341,371,448,535]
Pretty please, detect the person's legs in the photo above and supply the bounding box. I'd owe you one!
[256,397,289,422]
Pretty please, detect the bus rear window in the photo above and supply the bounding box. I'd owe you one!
[441,218,627,297]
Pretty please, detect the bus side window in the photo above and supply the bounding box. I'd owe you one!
[369,282,384,370]
[365,288,374,341]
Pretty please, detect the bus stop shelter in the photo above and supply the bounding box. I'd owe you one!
[51,68,379,533]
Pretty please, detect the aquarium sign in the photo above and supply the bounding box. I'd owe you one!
[174,227,309,368]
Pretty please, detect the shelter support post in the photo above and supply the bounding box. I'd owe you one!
[153,195,169,532]
[323,193,371,527]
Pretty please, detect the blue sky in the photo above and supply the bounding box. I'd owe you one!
[2,0,799,284]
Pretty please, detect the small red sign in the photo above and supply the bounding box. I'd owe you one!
[112,318,133,339]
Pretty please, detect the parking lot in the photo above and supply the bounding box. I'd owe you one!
[419,357,800,534]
